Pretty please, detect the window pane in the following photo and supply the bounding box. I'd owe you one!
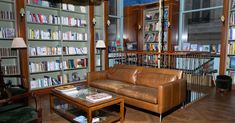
[184,0,223,11]
[181,8,222,52]
[109,0,118,16]
[108,18,121,52]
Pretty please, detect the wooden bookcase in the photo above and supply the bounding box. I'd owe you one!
[25,0,89,90]
[0,0,22,86]
[124,0,179,52]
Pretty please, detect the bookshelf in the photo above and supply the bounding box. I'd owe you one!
[94,1,104,71]
[0,0,21,86]
[25,0,89,90]
[143,7,168,51]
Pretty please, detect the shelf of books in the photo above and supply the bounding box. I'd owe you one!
[143,8,168,51]
[94,2,104,71]
[0,0,21,86]
[227,0,235,85]
[26,0,89,90]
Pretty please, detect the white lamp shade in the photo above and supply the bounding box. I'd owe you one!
[96,40,106,49]
[11,37,27,48]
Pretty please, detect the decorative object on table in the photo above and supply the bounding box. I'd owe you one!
[96,40,106,71]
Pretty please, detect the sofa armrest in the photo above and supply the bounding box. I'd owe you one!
[87,71,107,84]
[158,78,187,113]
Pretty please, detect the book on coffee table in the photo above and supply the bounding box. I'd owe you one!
[86,93,112,103]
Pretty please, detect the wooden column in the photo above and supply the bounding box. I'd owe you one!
[16,0,29,88]
[89,1,95,72]
[219,0,229,75]
[104,0,109,70]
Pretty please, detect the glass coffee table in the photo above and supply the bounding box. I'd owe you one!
[50,85,124,123]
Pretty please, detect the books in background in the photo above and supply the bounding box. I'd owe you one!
[145,43,158,51]
[144,32,158,42]
[181,43,220,53]
[228,71,235,84]
[28,29,60,40]
[86,93,112,103]
[0,27,15,39]
[62,31,87,41]
[30,76,61,89]
[0,10,14,20]
[29,58,88,73]
[1,65,18,75]
[229,27,235,40]
[145,22,159,32]
[0,48,17,57]
[26,11,60,25]
[145,12,159,20]
[27,0,59,8]
[29,46,87,56]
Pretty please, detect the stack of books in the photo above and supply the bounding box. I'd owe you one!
[86,93,112,103]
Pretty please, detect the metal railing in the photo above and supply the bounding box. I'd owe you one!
[108,51,219,104]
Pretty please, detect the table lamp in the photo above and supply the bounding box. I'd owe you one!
[96,40,106,71]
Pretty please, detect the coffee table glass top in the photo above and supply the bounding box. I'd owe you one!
[54,85,118,104]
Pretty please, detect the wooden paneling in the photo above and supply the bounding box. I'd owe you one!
[219,0,229,75]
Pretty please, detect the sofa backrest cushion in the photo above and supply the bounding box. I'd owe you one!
[107,68,138,84]
[142,67,183,79]
[136,72,177,88]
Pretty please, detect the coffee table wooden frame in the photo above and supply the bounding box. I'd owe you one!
[50,88,124,123]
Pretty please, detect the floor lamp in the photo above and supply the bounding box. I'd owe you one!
[96,40,106,71]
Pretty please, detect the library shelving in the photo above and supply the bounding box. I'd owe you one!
[0,0,21,86]
[25,0,89,90]
[143,8,168,52]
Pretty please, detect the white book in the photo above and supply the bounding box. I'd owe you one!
[86,93,112,103]
[68,4,75,11]
[80,6,86,13]
[62,3,67,10]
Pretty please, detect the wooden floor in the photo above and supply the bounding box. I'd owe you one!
[38,88,235,123]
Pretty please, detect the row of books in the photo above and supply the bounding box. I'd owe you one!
[29,46,88,56]
[228,42,235,55]
[28,29,88,41]
[0,27,15,39]
[26,11,87,27]
[144,32,159,42]
[0,48,17,57]
[30,76,62,89]
[1,65,18,75]
[27,0,87,13]
[145,10,168,21]
[144,43,158,51]
[27,0,59,8]
[229,27,235,40]
[0,10,14,20]
[63,31,88,41]
[29,58,88,73]
[28,29,60,40]
[145,21,168,32]
[230,12,235,25]
[182,43,221,53]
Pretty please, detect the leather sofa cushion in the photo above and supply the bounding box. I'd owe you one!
[118,85,158,104]
[136,72,177,88]
[90,79,132,93]
[142,67,183,79]
[107,68,138,84]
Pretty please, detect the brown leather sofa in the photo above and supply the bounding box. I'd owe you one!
[88,64,187,121]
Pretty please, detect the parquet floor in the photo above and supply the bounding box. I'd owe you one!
[39,88,235,123]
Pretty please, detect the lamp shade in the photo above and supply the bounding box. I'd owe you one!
[96,40,106,49]
[11,37,27,49]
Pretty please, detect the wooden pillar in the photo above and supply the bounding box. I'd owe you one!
[16,0,29,88]
[89,1,95,72]
[219,0,229,75]
[104,0,109,70]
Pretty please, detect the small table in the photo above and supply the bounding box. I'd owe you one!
[50,85,124,123]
